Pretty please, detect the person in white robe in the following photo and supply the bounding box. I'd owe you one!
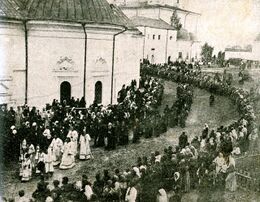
[84,182,94,200]
[21,154,32,182]
[225,155,237,192]
[59,138,75,169]
[67,127,78,157]
[50,135,63,166]
[44,146,54,175]
[125,184,137,202]
[28,143,36,169]
[79,129,93,160]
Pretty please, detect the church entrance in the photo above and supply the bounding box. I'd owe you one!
[95,81,102,104]
[60,81,71,103]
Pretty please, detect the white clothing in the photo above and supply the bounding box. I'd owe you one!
[59,142,75,169]
[50,138,63,165]
[157,188,168,202]
[44,147,54,173]
[79,134,92,160]
[84,185,94,200]
[43,128,51,138]
[67,130,78,156]
[213,156,225,174]
[125,187,137,202]
[21,159,32,182]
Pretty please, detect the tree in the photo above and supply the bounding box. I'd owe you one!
[201,43,214,64]
[217,51,225,67]
[170,10,182,30]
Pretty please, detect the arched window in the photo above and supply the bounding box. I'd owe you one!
[95,81,102,104]
[60,81,71,103]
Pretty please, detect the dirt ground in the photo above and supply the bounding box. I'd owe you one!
[2,80,257,201]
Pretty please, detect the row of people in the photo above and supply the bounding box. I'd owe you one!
[141,62,257,153]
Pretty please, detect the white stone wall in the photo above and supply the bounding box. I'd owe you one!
[85,28,114,106]
[114,31,143,102]
[175,40,192,61]
[26,21,85,108]
[143,27,168,64]
[136,26,178,64]
[225,50,252,60]
[0,20,26,105]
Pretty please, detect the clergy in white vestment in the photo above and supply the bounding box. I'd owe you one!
[28,143,35,168]
[44,146,54,175]
[67,126,78,156]
[79,129,93,160]
[21,154,32,182]
[59,138,75,170]
[50,135,63,166]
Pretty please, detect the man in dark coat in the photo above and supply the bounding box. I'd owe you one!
[179,132,188,149]
[106,123,116,150]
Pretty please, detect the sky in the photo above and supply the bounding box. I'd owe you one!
[112,0,260,52]
[184,0,260,52]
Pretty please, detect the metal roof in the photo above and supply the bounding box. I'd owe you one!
[120,4,201,15]
[130,16,175,30]
[0,0,137,30]
[0,0,23,19]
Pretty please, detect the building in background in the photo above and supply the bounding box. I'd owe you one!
[225,46,252,61]
[113,0,202,63]
[225,35,260,68]
[251,33,260,63]
[0,0,143,108]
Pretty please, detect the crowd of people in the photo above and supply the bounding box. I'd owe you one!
[139,62,258,195]
[1,77,165,182]
[163,83,194,128]
[1,60,258,201]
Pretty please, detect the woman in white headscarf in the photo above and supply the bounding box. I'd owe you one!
[156,188,168,202]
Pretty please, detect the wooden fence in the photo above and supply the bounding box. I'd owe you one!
[235,154,260,191]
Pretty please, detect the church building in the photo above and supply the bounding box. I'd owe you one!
[0,0,143,108]
[113,0,201,64]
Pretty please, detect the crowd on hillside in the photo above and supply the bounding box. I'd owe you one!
[141,62,257,141]
[1,60,258,201]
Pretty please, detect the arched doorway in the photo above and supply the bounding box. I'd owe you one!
[95,81,102,104]
[60,81,71,103]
